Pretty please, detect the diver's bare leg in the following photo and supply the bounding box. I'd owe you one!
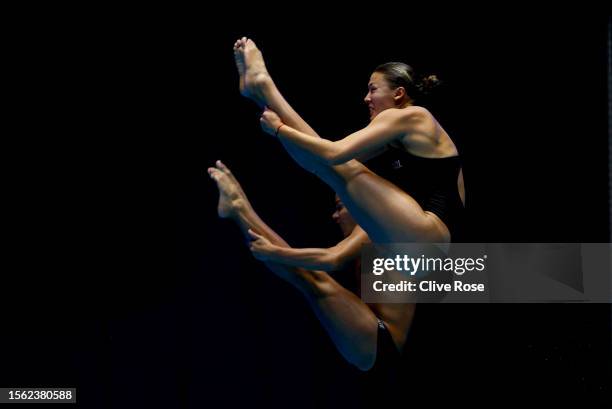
[234,37,318,137]
[234,37,358,175]
[208,160,288,247]
[309,161,451,243]
[208,159,380,369]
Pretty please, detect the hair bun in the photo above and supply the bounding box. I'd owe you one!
[417,74,441,95]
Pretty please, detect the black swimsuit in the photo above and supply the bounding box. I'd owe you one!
[365,145,464,240]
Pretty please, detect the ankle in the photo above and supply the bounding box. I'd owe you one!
[251,71,271,91]
[231,198,251,215]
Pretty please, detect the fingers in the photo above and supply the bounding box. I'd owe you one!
[247,228,262,240]
[260,107,271,121]
[262,106,277,116]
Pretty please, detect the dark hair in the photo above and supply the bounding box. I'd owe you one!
[374,62,441,103]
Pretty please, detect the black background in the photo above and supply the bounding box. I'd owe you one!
[2,14,611,408]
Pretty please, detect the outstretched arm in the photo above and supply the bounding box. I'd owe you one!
[234,37,389,174]
[248,226,369,271]
[260,106,426,165]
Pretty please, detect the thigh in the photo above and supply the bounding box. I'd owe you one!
[336,168,450,243]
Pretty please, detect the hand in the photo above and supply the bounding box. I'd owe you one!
[260,107,284,136]
[248,229,278,261]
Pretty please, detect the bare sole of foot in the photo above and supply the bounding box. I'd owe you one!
[208,160,247,218]
[233,37,269,106]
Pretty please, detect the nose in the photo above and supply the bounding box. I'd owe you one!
[364,92,371,104]
[332,211,339,221]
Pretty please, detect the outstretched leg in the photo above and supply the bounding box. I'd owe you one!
[208,160,382,370]
[314,162,451,244]
[234,37,319,137]
[207,160,289,247]
[233,37,449,244]
[234,37,353,174]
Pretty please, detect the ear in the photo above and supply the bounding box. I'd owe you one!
[393,86,406,102]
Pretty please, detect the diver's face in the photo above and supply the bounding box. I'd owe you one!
[332,197,356,237]
[364,72,397,121]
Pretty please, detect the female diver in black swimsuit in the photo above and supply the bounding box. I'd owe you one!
[222,36,465,372]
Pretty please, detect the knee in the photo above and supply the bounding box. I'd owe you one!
[341,161,371,182]
[423,213,451,243]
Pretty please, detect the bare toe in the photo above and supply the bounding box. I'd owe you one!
[216,160,230,173]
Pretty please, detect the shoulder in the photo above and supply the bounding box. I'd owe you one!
[368,107,434,139]
[398,107,437,135]
[370,106,425,124]
[377,106,431,124]
[402,105,432,121]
